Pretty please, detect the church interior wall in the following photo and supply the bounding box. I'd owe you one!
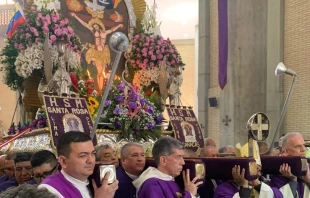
[283,0,310,140]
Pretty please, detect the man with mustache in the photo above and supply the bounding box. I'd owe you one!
[39,131,118,198]
[133,136,203,198]
[95,144,119,169]
[114,142,145,198]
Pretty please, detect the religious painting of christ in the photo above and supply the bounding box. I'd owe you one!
[181,122,197,142]
[63,114,85,132]
[59,0,129,93]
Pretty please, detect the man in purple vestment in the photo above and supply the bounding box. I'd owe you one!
[133,136,203,198]
[0,152,33,192]
[214,165,283,198]
[269,132,310,197]
[31,150,58,184]
[114,142,145,198]
[39,131,118,198]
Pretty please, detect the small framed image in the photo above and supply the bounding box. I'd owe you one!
[99,165,116,184]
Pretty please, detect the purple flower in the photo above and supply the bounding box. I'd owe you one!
[128,102,137,109]
[146,123,152,130]
[130,93,138,100]
[105,100,111,106]
[116,96,124,103]
[117,82,125,92]
[115,121,121,128]
[113,107,121,115]
[156,115,163,124]
[147,108,153,114]
[140,98,147,106]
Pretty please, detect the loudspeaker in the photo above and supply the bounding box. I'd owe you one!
[209,97,218,107]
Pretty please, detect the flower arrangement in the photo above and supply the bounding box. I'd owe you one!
[0,7,81,91]
[124,1,184,111]
[100,81,162,141]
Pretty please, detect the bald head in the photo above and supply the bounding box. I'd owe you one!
[184,149,198,158]
[200,146,218,157]
[0,155,7,176]
[204,138,216,147]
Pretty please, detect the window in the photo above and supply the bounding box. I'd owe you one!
[0,0,15,5]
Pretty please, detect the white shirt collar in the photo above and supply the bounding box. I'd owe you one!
[61,170,89,187]
[125,171,139,180]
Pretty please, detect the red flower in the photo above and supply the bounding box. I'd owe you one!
[70,72,78,92]
[145,90,152,96]
[87,88,93,95]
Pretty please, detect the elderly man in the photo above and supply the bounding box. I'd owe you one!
[269,132,310,197]
[31,150,58,184]
[200,146,218,157]
[133,136,203,198]
[0,184,57,198]
[204,138,216,147]
[114,142,145,198]
[95,144,119,168]
[0,152,34,192]
[39,131,118,198]
[0,153,15,184]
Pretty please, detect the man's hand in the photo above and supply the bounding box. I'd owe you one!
[93,171,119,198]
[300,166,310,183]
[279,163,297,181]
[232,165,248,188]
[183,169,203,196]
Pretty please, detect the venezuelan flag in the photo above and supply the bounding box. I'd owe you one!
[6,4,25,39]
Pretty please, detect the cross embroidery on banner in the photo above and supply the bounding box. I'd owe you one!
[222,115,231,126]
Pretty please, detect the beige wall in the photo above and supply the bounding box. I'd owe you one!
[0,37,17,135]
[283,0,310,139]
[207,0,220,146]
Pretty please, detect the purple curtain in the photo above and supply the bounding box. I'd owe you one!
[218,0,228,90]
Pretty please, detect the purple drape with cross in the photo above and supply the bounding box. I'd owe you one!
[218,0,228,90]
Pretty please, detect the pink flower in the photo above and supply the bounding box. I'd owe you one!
[62,27,68,34]
[156,50,160,54]
[151,55,156,61]
[18,44,24,50]
[130,60,136,64]
[42,26,49,34]
[143,59,148,64]
[148,51,153,56]
[137,54,141,58]
[59,20,66,27]
[28,41,32,46]
[37,13,42,18]
[134,35,140,39]
[50,35,57,42]
[171,60,176,64]
[25,33,31,38]
[54,28,62,36]
[30,6,36,11]
[150,62,154,67]
[146,37,150,42]
[64,18,69,24]
[172,54,176,59]
[35,38,40,43]
[36,20,41,26]
[67,27,73,34]
[142,53,147,57]
[14,43,19,48]
[157,54,163,59]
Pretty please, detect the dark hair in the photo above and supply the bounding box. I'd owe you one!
[5,152,16,160]
[218,146,227,154]
[152,136,184,165]
[14,152,32,165]
[31,150,57,168]
[57,131,92,157]
[0,184,57,198]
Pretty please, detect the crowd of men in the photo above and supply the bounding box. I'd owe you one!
[0,131,308,198]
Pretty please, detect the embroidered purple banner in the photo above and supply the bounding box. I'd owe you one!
[43,95,96,147]
[218,0,228,90]
[166,107,204,152]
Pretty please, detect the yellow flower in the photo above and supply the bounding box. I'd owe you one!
[88,96,99,108]
[88,105,95,115]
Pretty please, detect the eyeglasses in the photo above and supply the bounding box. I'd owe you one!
[32,164,58,181]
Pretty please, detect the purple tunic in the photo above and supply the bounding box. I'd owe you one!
[0,178,17,192]
[114,166,136,198]
[269,176,305,198]
[0,175,9,184]
[41,171,83,198]
[214,180,284,198]
[138,178,192,198]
